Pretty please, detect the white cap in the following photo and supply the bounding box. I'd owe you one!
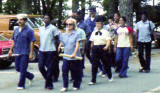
[16,14,27,19]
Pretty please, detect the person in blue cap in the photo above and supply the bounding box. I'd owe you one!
[8,14,36,90]
[88,15,113,85]
[85,6,104,76]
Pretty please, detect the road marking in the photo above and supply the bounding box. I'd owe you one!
[145,86,160,93]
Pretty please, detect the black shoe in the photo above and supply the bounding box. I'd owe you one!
[144,70,150,73]
[115,68,121,73]
[139,67,144,72]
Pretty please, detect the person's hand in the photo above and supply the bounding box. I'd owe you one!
[114,47,116,52]
[103,47,108,51]
[131,47,135,52]
[58,47,61,53]
[71,53,76,58]
[8,50,12,56]
[29,54,33,60]
[81,50,85,56]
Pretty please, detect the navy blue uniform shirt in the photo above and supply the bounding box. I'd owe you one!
[12,25,36,55]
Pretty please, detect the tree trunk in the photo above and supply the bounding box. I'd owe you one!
[21,0,32,14]
[58,0,63,29]
[0,0,2,13]
[108,0,118,15]
[119,0,133,28]
[37,0,41,14]
[81,0,85,21]
[72,0,79,13]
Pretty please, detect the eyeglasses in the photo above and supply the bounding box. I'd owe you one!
[66,23,73,26]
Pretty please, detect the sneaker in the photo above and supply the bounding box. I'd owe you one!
[60,88,67,92]
[88,82,95,85]
[29,80,33,86]
[109,78,114,82]
[17,87,24,90]
[139,67,144,72]
[101,74,106,77]
[73,87,78,91]
[98,71,103,76]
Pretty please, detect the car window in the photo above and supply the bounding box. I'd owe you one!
[0,35,9,41]
[9,19,19,30]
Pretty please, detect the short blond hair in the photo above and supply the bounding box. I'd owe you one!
[66,18,78,31]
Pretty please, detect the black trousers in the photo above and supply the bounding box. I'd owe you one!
[138,42,151,70]
[91,45,112,83]
[52,52,60,81]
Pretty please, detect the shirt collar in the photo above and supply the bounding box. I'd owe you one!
[141,20,149,24]
[65,30,76,35]
[45,24,52,29]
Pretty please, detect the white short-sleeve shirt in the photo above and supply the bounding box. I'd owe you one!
[90,29,111,45]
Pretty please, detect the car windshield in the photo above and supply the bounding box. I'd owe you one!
[27,17,44,29]
[0,35,9,41]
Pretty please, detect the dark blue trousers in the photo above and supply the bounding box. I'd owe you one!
[62,59,82,89]
[115,47,131,77]
[138,42,151,70]
[91,45,112,83]
[38,51,57,89]
[15,55,34,88]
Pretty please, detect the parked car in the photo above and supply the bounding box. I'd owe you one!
[0,35,14,68]
[0,15,44,62]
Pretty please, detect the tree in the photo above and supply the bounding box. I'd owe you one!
[21,0,32,14]
[72,0,79,12]
[103,0,118,15]
[119,0,133,28]
[0,0,2,13]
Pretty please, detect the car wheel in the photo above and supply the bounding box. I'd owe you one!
[0,61,12,68]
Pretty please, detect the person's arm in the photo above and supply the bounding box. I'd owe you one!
[103,40,111,51]
[58,42,62,53]
[90,41,94,53]
[8,41,14,56]
[54,35,59,51]
[71,42,80,58]
[135,30,138,47]
[29,42,34,59]
[114,35,118,52]
[81,40,86,56]
[129,34,134,52]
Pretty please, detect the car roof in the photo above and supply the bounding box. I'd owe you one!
[0,15,43,19]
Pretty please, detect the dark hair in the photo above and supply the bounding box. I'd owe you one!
[108,14,114,20]
[141,11,148,17]
[120,16,127,22]
[43,13,53,20]
[114,12,120,17]
[23,18,27,21]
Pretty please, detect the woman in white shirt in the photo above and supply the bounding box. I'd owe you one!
[88,16,113,85]
[114,16,134,78]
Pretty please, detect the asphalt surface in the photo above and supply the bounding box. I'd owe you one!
[0,49,160,93]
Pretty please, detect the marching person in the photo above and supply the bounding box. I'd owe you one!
[114,16,134,78]
[8,14,36,90]
[112,12,121,72]
[88,16,113,85]
[85,7,103,76]
[59,18,82,92]
[38,14,59,90]
[135,11,157,73]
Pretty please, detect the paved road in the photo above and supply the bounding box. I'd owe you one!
[0,49,160,93]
